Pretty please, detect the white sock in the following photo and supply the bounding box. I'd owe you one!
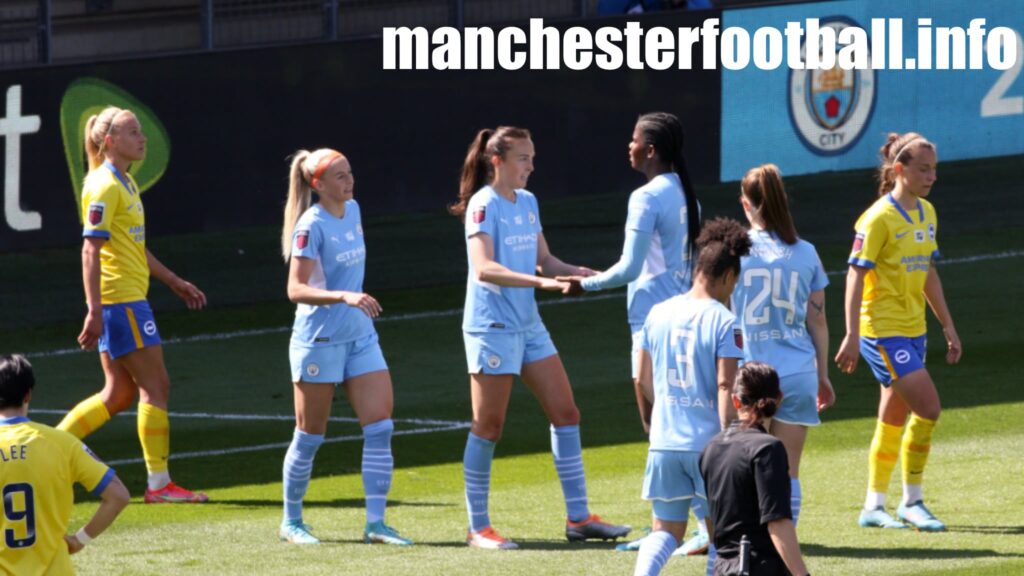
[864,491,886,510]
[148,471,171,491]
[902,483,923,505]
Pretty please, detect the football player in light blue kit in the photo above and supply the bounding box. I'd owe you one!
[277,148,411,546]
[731,164,835,529]
[561,112,708,556]
[452,126,631,549]
[632,218,751,576]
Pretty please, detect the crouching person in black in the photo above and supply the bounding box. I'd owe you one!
[700,362,810,576]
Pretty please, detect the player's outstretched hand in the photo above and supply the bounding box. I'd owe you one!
[65,534,85,555]
[834,335,860,374]
[171,278,207,310]
[340,291,382,318]
[538,277,571,293]
[554,276,585,296]
[817,376,835,412]
[944,325,962,364]
[576,266,601,278]
[77,312,103,351]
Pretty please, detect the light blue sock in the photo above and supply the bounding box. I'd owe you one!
[464,432,496,532]
[691,498,708,537]
[634,531,677,576]
[362,419,394,524]
[706,542,717,576]
[551,425,590,522]
[791,477,802,527]
[282,428,324,525]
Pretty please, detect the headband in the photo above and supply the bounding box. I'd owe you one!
[309,150,342,188]
[891,137,925,164]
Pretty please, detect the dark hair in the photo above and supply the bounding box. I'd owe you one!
[877,132,935,197]
[450,126,532,220]
[635,112,700,263]
[693,217,751,280]
[733,361,781,428]
[740,164,798,245]
[0,354,34,410]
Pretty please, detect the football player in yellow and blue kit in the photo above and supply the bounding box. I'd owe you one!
[0,354,130,576]
[835,133,962,532]
[56,106,209,504]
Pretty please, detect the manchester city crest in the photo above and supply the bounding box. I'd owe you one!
[788,18,876,156]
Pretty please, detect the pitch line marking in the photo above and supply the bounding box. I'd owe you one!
[30,408,470,466]
[29,249,1024,359]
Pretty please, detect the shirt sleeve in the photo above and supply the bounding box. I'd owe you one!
[292,218,324,260]
[72,441,116,498]
[848,210,886,269]
[639,315,653,352]
[809,248,829,292]
[81,180,121,239]
[581,228,652,291]
[753,440,792,525]
[717,313,744,358]
[465,194,498,239]
[625,191,658,233]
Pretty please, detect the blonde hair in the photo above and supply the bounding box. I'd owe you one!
[281,148,343,261]
[83,106,131,172]
[877,132,935,196]
[740,164,798,245]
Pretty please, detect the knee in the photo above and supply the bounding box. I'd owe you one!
[918,404,941,422]
[101,388,136,415]
[549,406,580,428]
[471,418,504,443]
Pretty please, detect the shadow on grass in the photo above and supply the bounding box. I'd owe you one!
[209,498,452,510]
[944,525,1024,535]
[803,543,1024,560]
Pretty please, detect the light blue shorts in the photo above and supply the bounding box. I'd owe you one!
[860,335,927,386]
[289,332,387,384]
[99,300,161,360]
[774,371,820,426]
[642,450,706,521]
[630,324,644,380]
[463,323,557,376]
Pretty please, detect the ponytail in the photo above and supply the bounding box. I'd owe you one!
[877,132,935,197]
[83,106,127,172]
[452,128,494,220]
[732,361,782,428]
[450,126,531,221]
[282,150,313,262]
[740,164,798,245]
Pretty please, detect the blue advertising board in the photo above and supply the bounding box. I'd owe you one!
[721,0,1023,181]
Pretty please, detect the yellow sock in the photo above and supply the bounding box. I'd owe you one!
[868,419,903,494]
[137,403,170,475]
[901,414,936,488]
[56,393,111,439]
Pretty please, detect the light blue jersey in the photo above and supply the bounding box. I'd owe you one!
[641,295,743,452]
[462,186,543,333]
[732,230,828,378]
[625,173,695,327]
[290,201,375,347]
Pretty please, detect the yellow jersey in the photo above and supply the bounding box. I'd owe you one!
[848,194,939,338]
[0,416,115,576]
[81,162,149,304]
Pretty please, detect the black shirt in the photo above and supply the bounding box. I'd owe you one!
[700,421,792,576]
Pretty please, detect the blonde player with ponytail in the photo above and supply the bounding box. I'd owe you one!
[58,106,209,503]
[835,132,962,532]
[278,149,411,547]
